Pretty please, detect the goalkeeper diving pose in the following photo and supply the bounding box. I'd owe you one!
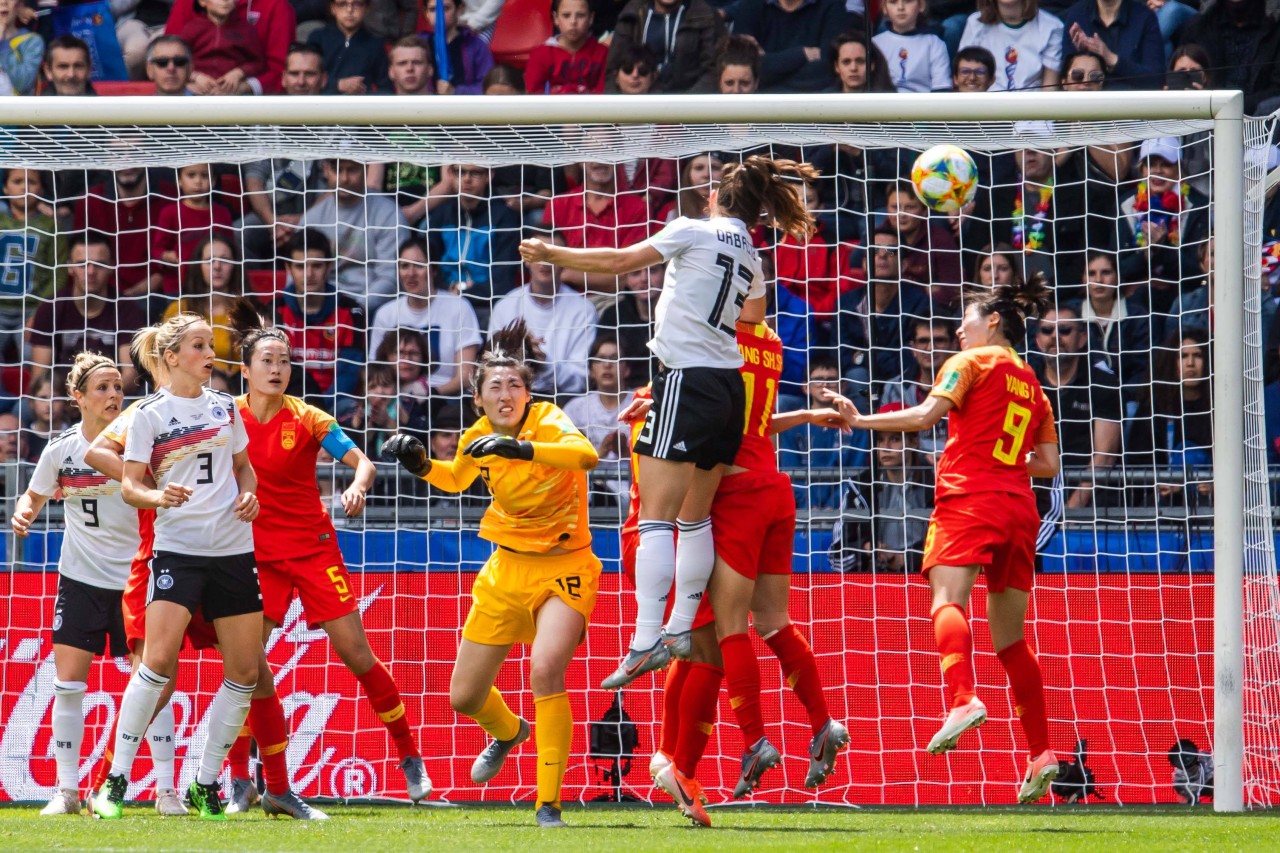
[844,275,1063,803]
[519,155,818,692]
[384,320,600,829]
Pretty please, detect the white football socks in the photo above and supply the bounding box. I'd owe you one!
[632,520,676,651]
[664,517,715,635]
[197,678,254,786]
[51,679,87,791]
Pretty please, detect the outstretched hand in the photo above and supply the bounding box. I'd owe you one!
[383,433,431,476]
[518,238,552,265]
[464,434,534,461]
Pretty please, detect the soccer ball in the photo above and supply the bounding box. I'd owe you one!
[910,145,979,213]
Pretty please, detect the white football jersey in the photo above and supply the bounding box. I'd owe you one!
[28,425,136,590]
[644,217,765,370]
[123,387,253,557]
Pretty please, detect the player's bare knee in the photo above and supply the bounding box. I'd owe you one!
[337,641,377,675]
[450,686,486,717]
[528,658,565,697]
[751,610,789,638]
[142,650,179,679]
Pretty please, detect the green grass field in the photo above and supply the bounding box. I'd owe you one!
[1,803,1278,852]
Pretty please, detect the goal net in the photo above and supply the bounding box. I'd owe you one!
[0,94,1276,810]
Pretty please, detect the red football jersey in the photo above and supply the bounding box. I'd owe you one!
[734,322,783,473]
[237,394,341,561]
[930,346,1058,501]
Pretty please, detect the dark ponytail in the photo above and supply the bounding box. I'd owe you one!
[965,271,1052,344]
[716,155,819,239]
[227,297,290,365]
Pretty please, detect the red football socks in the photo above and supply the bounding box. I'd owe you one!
[357,659,421,760]
[932,603,977,709]
[227,729,252,781]
[659,660,691,759]
[720,632,765,747]
[248,694,291,796]
[673,663,722,778]
[997,639,1050,756]
[764,623,830,735]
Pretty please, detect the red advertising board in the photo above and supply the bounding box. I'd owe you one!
[0,571,1212,805]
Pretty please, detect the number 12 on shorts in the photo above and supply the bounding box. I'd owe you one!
[555,575,582,599]
[992,401,1032,464]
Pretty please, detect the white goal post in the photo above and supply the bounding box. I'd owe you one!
[0,92,1267,811]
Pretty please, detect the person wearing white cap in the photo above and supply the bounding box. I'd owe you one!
[1118,135,1209,299]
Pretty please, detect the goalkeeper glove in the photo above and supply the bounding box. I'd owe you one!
[464,434,534,461]
[383,433,431,476]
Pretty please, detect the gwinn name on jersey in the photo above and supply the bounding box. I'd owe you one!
[123,387,253,557]
[644,217,765,371]
[28,424,137,590]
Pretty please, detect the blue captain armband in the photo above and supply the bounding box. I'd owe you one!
[321,424,359,459]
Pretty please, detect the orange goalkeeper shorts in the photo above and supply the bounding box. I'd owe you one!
[921,492,1039,593]
[259,540,358,629]
[464,546,601,646]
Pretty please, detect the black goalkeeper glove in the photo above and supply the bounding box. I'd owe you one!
[464,434,534,461]
[382,433,431,476]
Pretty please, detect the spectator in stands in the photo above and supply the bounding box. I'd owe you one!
[490,229,598,397]
[715,33,760,93]
[989,142,1088,289]
[1118,136,1209,296]
[276,229,367,415]
[73,167,171,300]
[830,401,934,573]
[968,241,1022,292]
[875,0,952,92]
[1149,0,1199,57]
[605,0,723,93]
[309,0,392,94]
[0,0,42,95]
[426,162,521,313]
[386,35,434,95]
[610,43,659,93]
[173,0,267,95]
[40,35,92,96]
[300,157,408,308]
[837,226,931,399]
[368,237,483,402]
[146,35,194,95]
[563,334,634,461]
[1081,248,1152,390]
[1166,235,1214,338]
[422,0,493,94]
[959,0,1064,91]
[524,0,609,93]
[1179,0,1280,113]
[1060,48,1106,89]
[0,168,65,360]
[542,159,651,296]
[885,179,963,307]
[657,152,721,222]
[732,0,850,93]
[1061,0,1164,89]
[952,44,997,91]
[27,233,142,392]
[357,0,421,39]
[481,63,523,94]
[19,370,70,464]
[778,352,865,510]
[151,163,234,299]
[599,262,661,386]
[163,233,244,378]
[238,46,327,266]
[881,316,956,454]
[166,0,294,94]
[770,175,847,317]
[1165,44,1214,195]
[372,327,432,403]
[1032,302,1123,508]
[0,411,16,458]
[831,30,896,92]
[1128,327,1213,508]
[348,363,402,459]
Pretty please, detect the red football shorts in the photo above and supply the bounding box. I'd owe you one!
[122,550,218,653]
[258,541,358,629]
[710,469,796,581]
[922,492,1039,593]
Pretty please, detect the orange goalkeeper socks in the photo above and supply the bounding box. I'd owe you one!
[997,639,1050,756]
[357,659,421,760]
[720,632,765,747]
[659,660,691,759]
[764,623,831,735]
[932,603,977,709]
[227,728,252,781]
[248,694,291,796]
[673,662,722,778]
[471,685,522,742]
[534,692,572,811]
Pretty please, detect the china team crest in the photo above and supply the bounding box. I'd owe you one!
[282,423,297,450]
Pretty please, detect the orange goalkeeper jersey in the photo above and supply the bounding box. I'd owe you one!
[424,401,597,553]
[930,346,1057,501]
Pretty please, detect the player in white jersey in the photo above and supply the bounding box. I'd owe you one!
[519,155,820,689]
[10,354,132,816]
[92,314,261,822]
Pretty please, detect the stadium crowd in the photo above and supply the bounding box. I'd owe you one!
[0,0,1278,571]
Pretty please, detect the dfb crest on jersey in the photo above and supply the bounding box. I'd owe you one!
[210,405,229,422]
[282,422,297,451]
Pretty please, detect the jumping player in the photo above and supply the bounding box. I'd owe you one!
[844,276,1062,803]
[92,314,261,821]
[229,303,430,807]
[519,155,819,690]
[383,321,599,828]
[9,354,174,816]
